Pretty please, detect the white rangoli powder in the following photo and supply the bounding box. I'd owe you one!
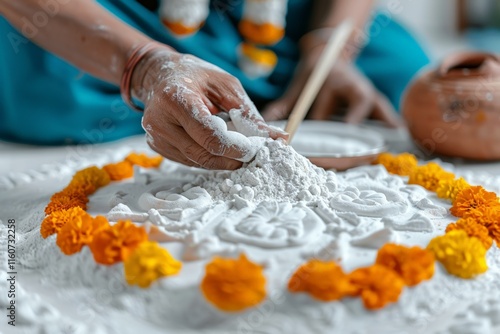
[189,139,336,203]
[6,132,500,333]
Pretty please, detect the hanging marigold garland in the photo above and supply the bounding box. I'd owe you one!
[158,0,287,78]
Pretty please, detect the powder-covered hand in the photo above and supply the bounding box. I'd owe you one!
[132,47,288,170]
[262,47,402,127]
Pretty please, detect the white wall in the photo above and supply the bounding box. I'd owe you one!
[375,0,474,60]
[376,0,458,37]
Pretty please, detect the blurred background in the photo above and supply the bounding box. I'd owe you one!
[377,0,500,61]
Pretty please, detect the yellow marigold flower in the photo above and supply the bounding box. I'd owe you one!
[103,161,134,181]
[288,260,357,302]
[201,254,266,312]
[427,230,488,279]
[347,264,404,310]
[450,186,500,218]
[374,152,418,176]
[45,191,88,215]
[56,215,109,255]
[125,153,163,168]
[40,207,90,239]
[408,162,455,192]
[89,220,148,265]
[446,218,493,250]
[437,177,471,202]
[375,244,435,287]
[124,241,182,288]
[69,166,110,195]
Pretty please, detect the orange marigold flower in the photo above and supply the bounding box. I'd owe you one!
[465,207,500,245]
[347,264,404,310]
[62,182,96,197]
[489,223,500,246]
[201,254,266,312]
[50,186,88,202]
[45,191,88,215]
[375,244,435,287]
[40,207,90,239]
[427,230,488,279]
[288,260,357,301]
[408,162,455,192]
[239,20,285,45]
[374,152,418,176]
[56,215,109,255]
[124,241,182,288]
[89,220,148,265]
[69,166,110,195]
[450,186,500,218]
[125,153,163,168]
[446,218,493,250]
[436,177,471,202]
[468,206,500,227]
[103,161,134,181]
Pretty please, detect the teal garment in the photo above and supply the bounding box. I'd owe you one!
[0,1,429,145]
[355,13,430,110]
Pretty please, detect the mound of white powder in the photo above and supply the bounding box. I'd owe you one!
[190,139,338,202]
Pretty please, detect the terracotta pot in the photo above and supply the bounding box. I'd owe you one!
[402,52,500,160]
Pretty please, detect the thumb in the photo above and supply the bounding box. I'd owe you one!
[261,97,294,121]
[211,80,289,140]
[371,93,404,128]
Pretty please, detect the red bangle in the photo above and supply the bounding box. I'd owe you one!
[120,42,163,112]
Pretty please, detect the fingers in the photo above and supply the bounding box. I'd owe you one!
[261,98,292,121]
[147,140,200,168]
[168,125,244,170]
[148,122,243,170]
[309,85,338,120]
[177,98,256,161]
[209,75,289,141]
[343,84,374,124]
[144,127,200,168]
[371,93,404,128]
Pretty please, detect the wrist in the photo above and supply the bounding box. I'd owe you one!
[121,42,177,110]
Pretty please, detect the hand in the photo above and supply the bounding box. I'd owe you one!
[132,47,288,170]
[262,46,402,127]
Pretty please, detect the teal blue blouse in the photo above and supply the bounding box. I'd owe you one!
[0,0,429,145]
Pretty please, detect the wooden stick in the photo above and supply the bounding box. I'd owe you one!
[285,20,354,143]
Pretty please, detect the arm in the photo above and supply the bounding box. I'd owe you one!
[308,0,374,59]
[0,0,287,169]
[0,0,151,84]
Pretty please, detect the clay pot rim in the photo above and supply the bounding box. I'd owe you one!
[438,52,500,79]
[416,70,500,90]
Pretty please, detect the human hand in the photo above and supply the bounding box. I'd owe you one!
[132,47,288,170]
[262,46,402,127]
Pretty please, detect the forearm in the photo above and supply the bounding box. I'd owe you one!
[312,0,374,31]
[0,0,154,85]
[307,0,374,60]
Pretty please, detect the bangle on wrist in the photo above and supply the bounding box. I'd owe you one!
[120,42,165,112]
